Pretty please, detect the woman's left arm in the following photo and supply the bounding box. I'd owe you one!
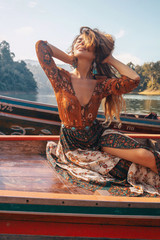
[102,55,140,95]
[102,55,140,80]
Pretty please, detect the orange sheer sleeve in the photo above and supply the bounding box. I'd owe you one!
[103,75,140,96]
[35,40,60,92]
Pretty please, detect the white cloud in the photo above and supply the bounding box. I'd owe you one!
[115,29,125,39]
[0,34,7,42]
[28,0,38,8]
[115,53,142,65]
[15,26,34,36]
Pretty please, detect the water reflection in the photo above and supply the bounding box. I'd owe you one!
[124,95,160,115]
[0,91,37,102]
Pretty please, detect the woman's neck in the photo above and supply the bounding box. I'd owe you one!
[74,58,92,79]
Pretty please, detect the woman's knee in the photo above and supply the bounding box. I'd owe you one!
[135,148,153,161]
[135,148,157,171]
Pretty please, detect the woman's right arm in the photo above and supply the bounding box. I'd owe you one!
[35,40,73,87]
[46,42,73,65]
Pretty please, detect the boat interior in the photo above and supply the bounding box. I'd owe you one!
[0,134,160,197]
[0,134,160,240]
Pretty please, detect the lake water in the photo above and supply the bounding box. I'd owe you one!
[0,92,160,115]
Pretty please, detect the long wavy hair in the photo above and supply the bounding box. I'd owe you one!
[70,26,125,124]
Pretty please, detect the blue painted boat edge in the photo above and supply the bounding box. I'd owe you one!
[120,117,160,126]
[0,95,59,113]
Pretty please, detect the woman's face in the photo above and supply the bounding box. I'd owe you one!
[73,35,95,62]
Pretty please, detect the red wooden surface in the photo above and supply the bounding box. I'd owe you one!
[0,135,60,141]
[0,219,160,239]
[0,134,160,141]
[1,219,160,239]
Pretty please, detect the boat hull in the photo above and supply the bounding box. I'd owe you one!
[0,95,160,135]
[0,189,160,239]
[0,135,160,239]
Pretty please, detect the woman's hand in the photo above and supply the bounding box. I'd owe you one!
[102,54,114,65]
[46,42,74,65]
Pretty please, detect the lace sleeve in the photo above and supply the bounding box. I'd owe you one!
[35,40,60,91]
[103,75,140,96]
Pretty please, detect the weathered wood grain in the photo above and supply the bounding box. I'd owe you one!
[0,140,47,155]
[0,135,159,196]
[0,150,93,194]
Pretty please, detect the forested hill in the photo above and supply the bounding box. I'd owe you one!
[127,62,160,93]
[0,41,37,93]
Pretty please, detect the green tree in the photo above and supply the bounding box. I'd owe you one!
[0,41,15,64]
[0,41,37,93]
[127,61,160,93]
[140,62,160,91]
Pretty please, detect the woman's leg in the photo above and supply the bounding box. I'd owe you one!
[102,146,158,174]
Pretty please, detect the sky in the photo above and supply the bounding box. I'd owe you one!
[0,0,160,65]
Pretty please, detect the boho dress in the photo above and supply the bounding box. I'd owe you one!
[36,40,160,196]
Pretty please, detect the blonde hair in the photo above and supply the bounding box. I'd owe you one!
[70,26,125,124]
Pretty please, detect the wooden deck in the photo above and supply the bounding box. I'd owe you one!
[0,138,92,195]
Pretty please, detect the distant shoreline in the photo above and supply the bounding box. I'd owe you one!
[139,90,160,95]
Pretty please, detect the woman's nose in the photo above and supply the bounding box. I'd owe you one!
[81,40,85,45]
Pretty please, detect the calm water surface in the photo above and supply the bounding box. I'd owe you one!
[36,94,160,115]
[1,92,160,115]
[124,94,160,115]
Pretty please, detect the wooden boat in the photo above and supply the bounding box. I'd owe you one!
[0,134,160,239]
[0,94,160,135]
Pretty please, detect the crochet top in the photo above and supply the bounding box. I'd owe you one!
[36,40,140,129]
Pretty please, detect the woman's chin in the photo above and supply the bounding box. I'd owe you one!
[74,53,95,61]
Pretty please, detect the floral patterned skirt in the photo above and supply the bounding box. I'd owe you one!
[46,120,160,196]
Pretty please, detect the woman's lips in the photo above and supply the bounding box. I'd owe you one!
[77,47,87,51]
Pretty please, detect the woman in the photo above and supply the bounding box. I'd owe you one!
[36,27,160,196]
